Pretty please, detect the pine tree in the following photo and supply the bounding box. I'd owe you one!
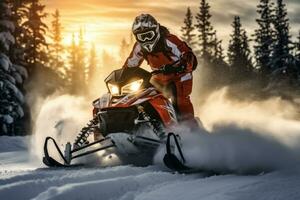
[181,7,196,48]
[22,0,48,72]
[228,16,253,81]
[8,0,31,135]
[102,50,117,69]
[87,43,97,87]
[67,33,77,93]
[8,0,29,83]
[212,31,224,61]
[77,28,86,92]
[0,1,25,135]
[120,34,136,63]
[8,1,30,81]
[241,31,254,73]
[254,0,275,76]
[210,31,230,85]
[9,0,29,66]
[129,33,135,49]
[195,0,215,59]
[68,29,86,95]
[271,0,293,73]
[294,31,300,79]
[49,9,64,78]
[296,31,300,61]
[120,38,129,61]
[228,17,242,67]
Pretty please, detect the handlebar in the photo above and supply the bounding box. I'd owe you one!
[151,59,182,75]
[151,69,164,75]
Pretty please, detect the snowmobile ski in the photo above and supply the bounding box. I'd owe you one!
[43,137,71,167]
[163,132,191,172]
[43,136,115,167]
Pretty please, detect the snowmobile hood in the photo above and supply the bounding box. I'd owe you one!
[105,67,152,90]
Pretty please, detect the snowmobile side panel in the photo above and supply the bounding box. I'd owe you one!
[149,96,177,127]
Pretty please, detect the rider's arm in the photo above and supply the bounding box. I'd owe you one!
[123,42,144,68]
[166,34,198,72]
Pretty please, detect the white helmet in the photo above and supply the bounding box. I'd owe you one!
[132,14,160,52]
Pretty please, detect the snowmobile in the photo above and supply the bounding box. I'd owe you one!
[43,63,191,172]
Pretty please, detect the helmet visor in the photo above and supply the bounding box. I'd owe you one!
[136,30,156,42]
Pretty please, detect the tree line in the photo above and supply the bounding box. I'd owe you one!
[0,0,101,135]
[181,0,300,91]
[1,0,299,135]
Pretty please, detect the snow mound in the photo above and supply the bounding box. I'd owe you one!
[1,136,300,200]
[0,166,194,200]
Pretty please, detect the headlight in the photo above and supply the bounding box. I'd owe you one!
[108,84,119,95]
[121,79,143,94]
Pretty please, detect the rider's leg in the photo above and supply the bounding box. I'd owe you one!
[173,79,194,120]
[173,78,199,129]
[151,77,199,129]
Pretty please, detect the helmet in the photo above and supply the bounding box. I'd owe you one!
[132,14,160,52]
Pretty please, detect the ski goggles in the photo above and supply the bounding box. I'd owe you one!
[136,29,157,42]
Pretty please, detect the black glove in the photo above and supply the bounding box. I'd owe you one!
[161,64,185,75]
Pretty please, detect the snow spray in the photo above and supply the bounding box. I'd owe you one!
[30,95,91,162]
[155,88,300,173]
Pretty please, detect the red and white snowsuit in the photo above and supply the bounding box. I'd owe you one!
[123,33,197,122]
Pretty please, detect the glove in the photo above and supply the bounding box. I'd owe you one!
[161,64,186,75]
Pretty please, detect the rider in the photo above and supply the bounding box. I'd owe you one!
[123,14,198,126]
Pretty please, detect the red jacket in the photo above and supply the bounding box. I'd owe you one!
[123,34,197,84]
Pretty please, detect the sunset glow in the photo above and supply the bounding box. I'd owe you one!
[44,0,300,56]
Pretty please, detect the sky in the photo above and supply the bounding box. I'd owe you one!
[44,0,300,57]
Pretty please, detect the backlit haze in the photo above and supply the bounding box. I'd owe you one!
[44,0,300,63]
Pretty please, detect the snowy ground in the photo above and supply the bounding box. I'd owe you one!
[1,136,300,200]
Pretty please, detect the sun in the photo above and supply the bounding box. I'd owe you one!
[62,24,98,46]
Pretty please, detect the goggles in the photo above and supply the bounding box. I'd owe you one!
[136,30,156,42]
